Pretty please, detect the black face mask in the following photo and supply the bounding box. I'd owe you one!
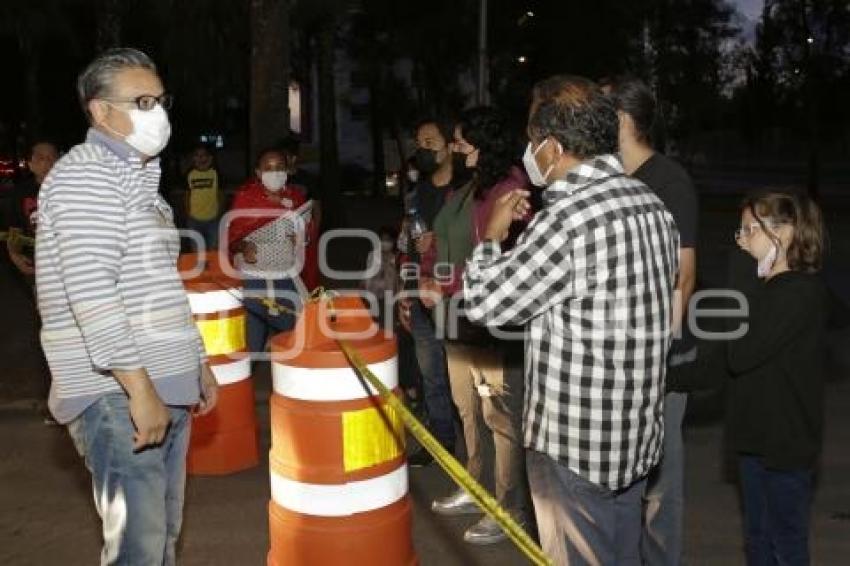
[451,151,474,186]
[451,151,472,172]
[414,148,440,175]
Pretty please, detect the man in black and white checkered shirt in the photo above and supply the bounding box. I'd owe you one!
[463,76,680,564]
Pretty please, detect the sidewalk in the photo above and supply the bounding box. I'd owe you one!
[1,370,849,564]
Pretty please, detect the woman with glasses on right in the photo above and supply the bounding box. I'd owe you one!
[728,190,827,566]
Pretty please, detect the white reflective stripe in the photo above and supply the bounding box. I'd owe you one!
[210,356,251,386]
[272,357,397,401]
[270,464,407,516]
[187,289,243,315]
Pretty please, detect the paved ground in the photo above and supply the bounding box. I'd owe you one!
[1,193,849,565]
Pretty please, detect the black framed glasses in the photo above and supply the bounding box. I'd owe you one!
[104,93,173,111]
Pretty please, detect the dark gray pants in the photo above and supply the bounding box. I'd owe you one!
[527,450,646,566]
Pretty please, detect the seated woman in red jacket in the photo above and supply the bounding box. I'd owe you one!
[227,147,310,357]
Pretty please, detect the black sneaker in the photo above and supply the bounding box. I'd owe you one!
[407,449,434,468]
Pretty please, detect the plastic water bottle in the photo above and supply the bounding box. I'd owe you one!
[407,207,428,240]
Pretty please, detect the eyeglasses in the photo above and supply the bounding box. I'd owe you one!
[103,93,173,111]
[734,222,762,241]
[735,221,784,241]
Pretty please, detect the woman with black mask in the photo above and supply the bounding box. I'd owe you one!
[418,107,532,544]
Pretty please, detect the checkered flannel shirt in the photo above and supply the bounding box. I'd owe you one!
[463,154,680,490]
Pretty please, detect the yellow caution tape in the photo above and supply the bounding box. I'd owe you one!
[193,284,547,561]
[338,338,552,566]
[342,402,405,472]
[0,230,35,247]
[195,314,246,356]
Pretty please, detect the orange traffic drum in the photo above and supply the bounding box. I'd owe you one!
[181,252,259,475]
[267,296,417,566]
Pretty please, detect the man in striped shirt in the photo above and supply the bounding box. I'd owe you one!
[35,48,217,565]
[463,76,679,564]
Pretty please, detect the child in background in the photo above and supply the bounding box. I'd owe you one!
[362,226,399,328]
[728,190,828,566]
[186,144,221,250]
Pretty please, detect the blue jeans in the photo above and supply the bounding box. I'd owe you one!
[527,449,646,565]
[67,393,191,566]
[739,456,813,566]
[243,278,299,355]
[187,217,219,251]
[642,391,688,565]
[409,300,455,450]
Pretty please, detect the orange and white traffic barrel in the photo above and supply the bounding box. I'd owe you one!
[267,296,417,566]
[180,252,259,475]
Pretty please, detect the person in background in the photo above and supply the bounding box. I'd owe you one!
[6,138,59,424]
[604,76,699,566]
[464,75,679,564]
[227,147,307,357]
[728,190,827,566]
[362,225,399,328]
[398,117,460,465]
[420,106,532,544]
[6,139,59,283]
[37,48,217,564]
[185,143,221,250]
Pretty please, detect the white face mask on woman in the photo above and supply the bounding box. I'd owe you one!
[757,243,779,278]
[261,171,288,192]
[124,104,172,157]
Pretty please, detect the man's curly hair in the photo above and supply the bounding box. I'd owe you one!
[528,75,618,160]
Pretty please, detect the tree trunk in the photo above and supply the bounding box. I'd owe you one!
[249,0,291,166]
[317,19,342,227]
[96,0,123,53]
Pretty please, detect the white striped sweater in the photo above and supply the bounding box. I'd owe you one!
[35,129,204,423]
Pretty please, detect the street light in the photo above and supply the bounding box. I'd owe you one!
[806,37,814,44]
[517,55,527,64]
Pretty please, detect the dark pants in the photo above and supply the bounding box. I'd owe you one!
[527,450,646,565]
[186,217,219,251]
[409,300,455,450]
[397,326,423,394]
[243,278,299,356]
[739,456,813,566]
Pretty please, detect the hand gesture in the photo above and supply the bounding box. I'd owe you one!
[418,277,443,309]
[415,232,434,254]
[484,189,531,242]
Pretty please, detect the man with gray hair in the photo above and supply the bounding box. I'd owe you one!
[35,47,217,564]
[464,76,679,563]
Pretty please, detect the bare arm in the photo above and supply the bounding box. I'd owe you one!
[673,247,696,332]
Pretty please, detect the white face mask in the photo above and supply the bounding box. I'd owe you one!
[522,139,559,187]
[124,105,171,157]
[261,170,288,192]
[757,243,779,278]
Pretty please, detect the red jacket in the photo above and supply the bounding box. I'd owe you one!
[227,178,307,248]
